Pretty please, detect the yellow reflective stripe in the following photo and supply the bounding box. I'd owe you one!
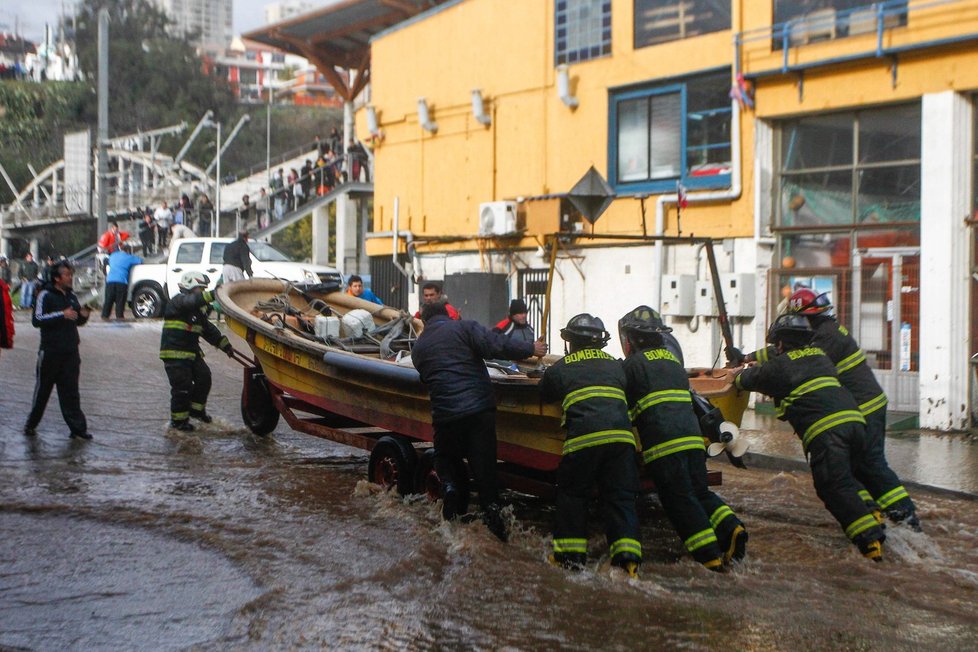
[563,430,635,455]
[836,349,866,374]
[553,538,588,554]
[162,320,202,333]
[642,436,706,464]
[609,538,642,558]
[802,410,865,449]
[684,528,718,552]
[630,389,691,420]
[776,376,841,417]
[160,350,198,360]
[858,392,888,416]
[709,505,735,530]
[857,489,873,503]
[190,402,205,411]
[202,290,214,302]
[756,346,770,364]
[171,411,189,420]
[876,486,910,510]
[562,385,627,413]
[703,558,724,570]
[845,513,880,540]
[218,336,230,348]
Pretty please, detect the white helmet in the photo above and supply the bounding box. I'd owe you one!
[178,271,210,291]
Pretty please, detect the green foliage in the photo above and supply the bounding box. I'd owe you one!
[271,215,313,261]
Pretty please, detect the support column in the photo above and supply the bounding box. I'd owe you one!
[919,91,972,430]
[311,202,330,267]
[335,194,358,275]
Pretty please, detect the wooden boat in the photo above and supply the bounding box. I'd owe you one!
[217,278,749,497]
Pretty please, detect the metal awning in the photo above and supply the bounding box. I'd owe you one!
[243,0,451,103]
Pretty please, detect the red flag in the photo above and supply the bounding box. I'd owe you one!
[677,183,688,209]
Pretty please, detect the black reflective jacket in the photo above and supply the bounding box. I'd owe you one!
[159,290,228,361]
[810,316,887,416]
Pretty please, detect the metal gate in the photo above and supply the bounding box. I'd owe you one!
[369,254,410,311]
[518,269,549,346]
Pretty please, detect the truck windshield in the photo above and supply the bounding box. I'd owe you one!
[247,241,292,262]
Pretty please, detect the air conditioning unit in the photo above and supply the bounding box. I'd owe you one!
[478,201,519,236]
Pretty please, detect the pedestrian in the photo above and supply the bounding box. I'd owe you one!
[97,221,129,254]
[734,314,887,561]
[346,274,383,305]
[539,313,642,575]
[300,160,313,202]
[0,273,13,358]
[411,300,547,541]
[198,194,214,237]
[169,223,196,247]
[257,188,269,229]
[0,254,11,285]
[619,306,747,572]
[180,193,194,230]
[155,201,173,250]
[101,243,142,321]
[18,252,39,309]
[159,271,233,431]
[492,298,535,344]
[222,230,253,282]
[139,212,157,255]
[24,260,93,440]
[413,281,461,320]
[328,126,342,158]
[239,194,254,230]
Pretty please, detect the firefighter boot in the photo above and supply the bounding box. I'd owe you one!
[723,525,749,565]
[887,508,922,533]
[854,532,885,562]
[170,420,195,432]
[549,552,587,572]
[482,503,509,543]
[611,552,641,578]
[189,409,213,424]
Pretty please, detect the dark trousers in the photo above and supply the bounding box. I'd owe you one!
[807,422,885,546]
[554,442,641,562]
[855,408,915,516]
[140,234,155,256]
[102,282,128,319]
[648,448,739,563]
[433,410,499,510]
[26,350,87,437]
[163,358,212,422]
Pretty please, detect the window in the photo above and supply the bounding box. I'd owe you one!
[609,70,731,193]
[208,243,225,265]
[175,242,204,264]
[772,0,908,48]
[634,0,730,48]
[778,104,921,229]
[555,0,611,65]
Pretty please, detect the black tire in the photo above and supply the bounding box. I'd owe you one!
[241,370,279,436]
[414,448,443,501]
[132,284,165,319]
[368,436,417,496]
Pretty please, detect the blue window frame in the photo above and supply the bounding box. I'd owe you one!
[555,0,612,65]
[608,70,732,194]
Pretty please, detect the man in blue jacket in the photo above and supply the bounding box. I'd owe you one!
[412,301,547,541]
[102,243,143,320]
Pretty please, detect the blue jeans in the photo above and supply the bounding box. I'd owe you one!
[20,279,35,308]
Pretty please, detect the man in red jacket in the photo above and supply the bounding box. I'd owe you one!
[413,281,460,320]
[0,276,14,357]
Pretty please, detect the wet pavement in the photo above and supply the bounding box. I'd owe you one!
[1,312,977,650]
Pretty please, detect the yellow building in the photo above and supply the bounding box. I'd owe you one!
[356,0,978,430]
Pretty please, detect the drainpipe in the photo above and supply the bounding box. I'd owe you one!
[652,99,742,310]
[390,196,412,279]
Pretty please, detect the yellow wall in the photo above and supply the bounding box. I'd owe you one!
[364,0,978,257]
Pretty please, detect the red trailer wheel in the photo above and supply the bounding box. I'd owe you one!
[241,368,279,436]
[368,436,417,496]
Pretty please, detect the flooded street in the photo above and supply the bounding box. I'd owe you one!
[2,316,978,650]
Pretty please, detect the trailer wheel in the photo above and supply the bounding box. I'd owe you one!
[368,436,417,496]
[414,448,443,501]
[241,370,279,436]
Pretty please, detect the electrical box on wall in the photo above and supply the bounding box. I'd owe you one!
[662,274,695,317]
[720,273,756,317]
[695,280,715,316]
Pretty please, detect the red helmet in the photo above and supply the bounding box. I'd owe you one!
[788,288,832,315]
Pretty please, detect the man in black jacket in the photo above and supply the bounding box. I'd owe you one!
[222,231,253,283]
[160,271,233,431]
[412,301,546,541]
[24,261,92,440]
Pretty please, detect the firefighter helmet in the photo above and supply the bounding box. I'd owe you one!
[618,305,673,335]
[178,271,210,292]
[788,288,832,315]
[766,313,813,345]
[560,313,611,346]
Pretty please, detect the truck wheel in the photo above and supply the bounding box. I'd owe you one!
[368,436,417,496]
[414,448,443,501]
[241,370,279,436]
[132,285,164,319]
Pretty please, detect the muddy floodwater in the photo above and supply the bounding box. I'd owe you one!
[1,317,977,650]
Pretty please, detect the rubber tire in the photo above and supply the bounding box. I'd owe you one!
[414,448,443,501]
[132,285,164,319]
[368,436,418,496]
[241,371,279,436]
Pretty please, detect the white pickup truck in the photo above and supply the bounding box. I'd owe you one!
[127,237,344,318]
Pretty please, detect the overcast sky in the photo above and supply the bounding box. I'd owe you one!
[1,0,335,43]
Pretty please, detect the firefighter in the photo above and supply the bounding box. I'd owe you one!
[733,289,919,530]
[735,314,886,561]
[540,314,642,575]
[619,306,747,572]
[160,271,233,431]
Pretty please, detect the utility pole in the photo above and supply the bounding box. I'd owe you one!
[96,8,109,235]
